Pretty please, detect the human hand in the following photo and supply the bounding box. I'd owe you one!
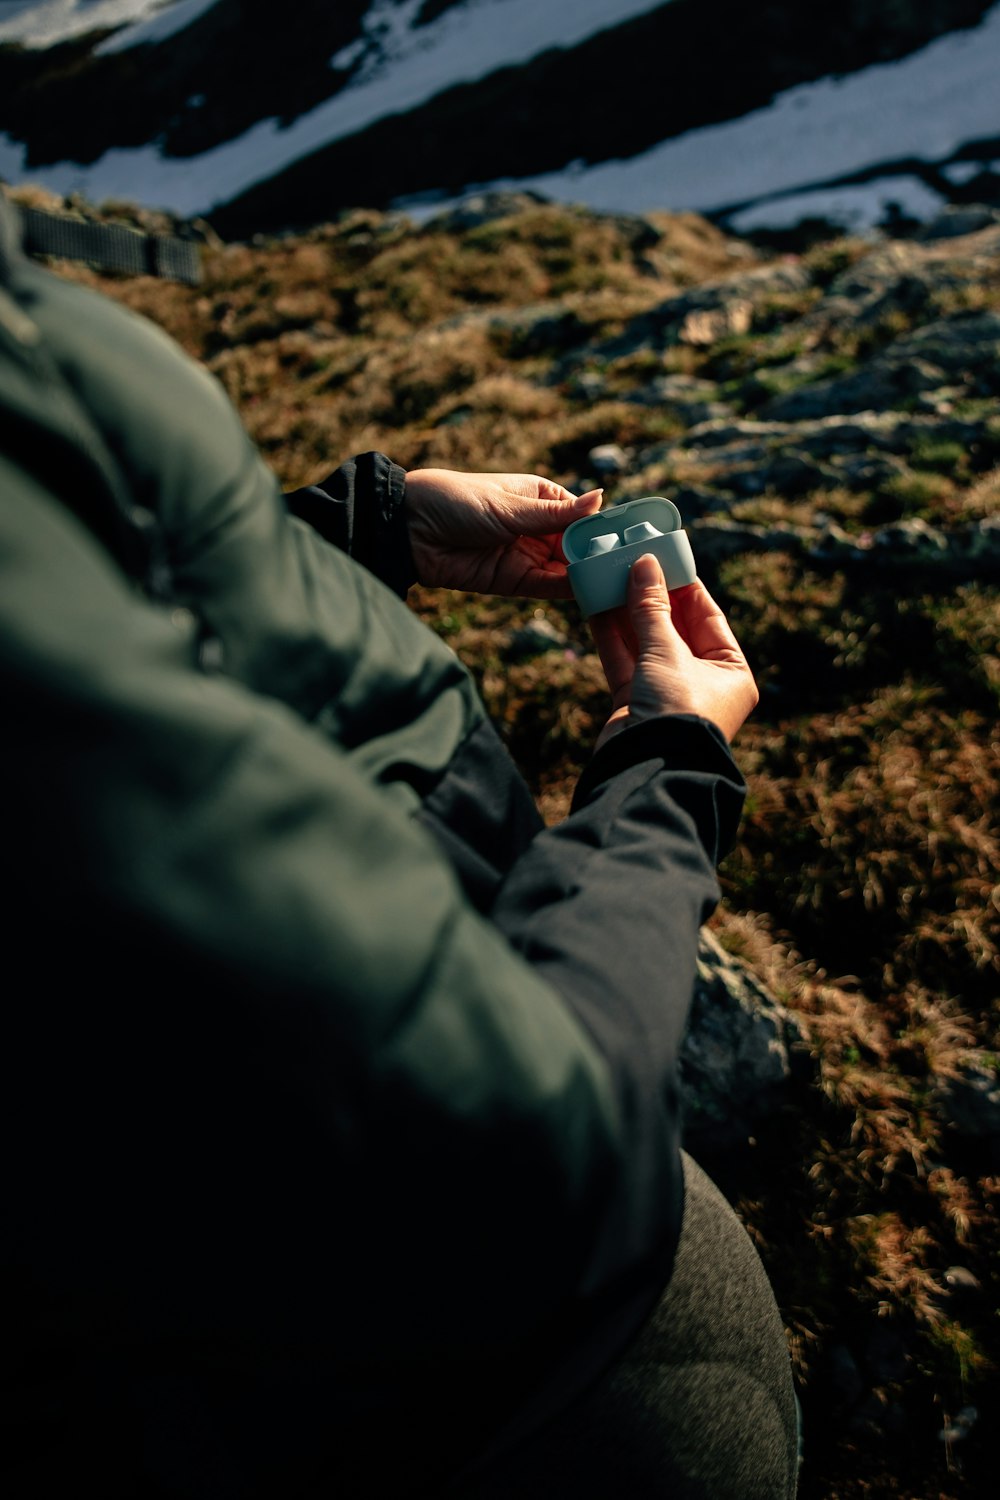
[404,468,603,597]
[589,553,758,750]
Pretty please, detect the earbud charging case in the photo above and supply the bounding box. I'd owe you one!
[563,497,697,617]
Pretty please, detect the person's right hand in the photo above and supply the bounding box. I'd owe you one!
[589,553,758,751]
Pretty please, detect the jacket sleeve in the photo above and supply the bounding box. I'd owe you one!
[490,716,744,1285]
[284,451,416,597]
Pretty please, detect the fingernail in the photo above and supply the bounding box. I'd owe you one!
[574,488,603,510]
[630,553,662,588]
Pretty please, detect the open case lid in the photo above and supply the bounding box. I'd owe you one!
[562,496,683,565]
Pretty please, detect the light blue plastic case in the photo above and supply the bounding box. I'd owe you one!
[562,496,697,617]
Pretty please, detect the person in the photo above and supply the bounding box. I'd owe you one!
[0,188,797,1498]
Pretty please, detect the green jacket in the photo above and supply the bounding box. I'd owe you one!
[0,196,745,1497]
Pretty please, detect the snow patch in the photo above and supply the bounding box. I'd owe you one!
[0,0,675,212]
[415,3,1000,226]
[942,158,998,184]
[728,178,948,235]
[0,0,187,47]
[95,0,219,54]
[1,0,998,237]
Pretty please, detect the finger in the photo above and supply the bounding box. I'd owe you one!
[589,608,637,696]
[591,603,639,660]
[491,474,577,501]
[669,579,747,662]
[496,485,603,537]
[522,475,598,508]
[515,567,574,601]
[574,486,604,514]
[627,553,684,657]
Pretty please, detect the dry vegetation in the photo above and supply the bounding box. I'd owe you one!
[20,187,1000,1498]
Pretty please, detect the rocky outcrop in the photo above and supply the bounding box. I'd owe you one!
[679,929,805,1151]
[933,1054,1000,1145]
[598,259,812,360]
[688,513,1000,576]
[761,310,1000,422]
[565,219,1000,576]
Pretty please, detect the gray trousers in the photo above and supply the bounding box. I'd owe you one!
[459,1153,800,1498]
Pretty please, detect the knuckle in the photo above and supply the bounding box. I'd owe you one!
[633,586,669,613]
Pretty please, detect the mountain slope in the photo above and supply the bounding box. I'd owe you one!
[0,0,998,234]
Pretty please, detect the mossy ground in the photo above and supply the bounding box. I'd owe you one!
[25,191,1000,1498]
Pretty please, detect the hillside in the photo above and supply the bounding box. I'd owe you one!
[13,185,1000,1497]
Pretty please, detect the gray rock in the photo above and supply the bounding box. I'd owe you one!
[587,443,629,477]
[688,513,1000,579]
[677,298,754,346]
[807,521,869,564]
[601,259,810,357]
[506,618,569,657]
[681,401,734,426]
[759,358,944,422]
[827,1344,865,1408]
[854,270,937,325]
[831,452,907,490]
[633,374,733,425]
[864,1325,911,1385]
[808,229,1000,339]
[726,468,768,498]
[730,452,833,497]
[438,405,472,427]
[679,929,804,1150]
[863,516,1000,576]
[505,308,588,355]
[683,411,987,463]
[424,190,549,233]
[828,241,948,306]
[916,205,1000,241]
[941,1265,982,1304]
[602,212,664,252]
[689,517,813,563]
[671,485,733,518]
[681,417,787,450]
[631,390,732,426]
[849,1393,908,1438]
[888,310,1000,370]
[651,374,721,401]
[769,292,1000,420]
[952,516,1000,570]
[907,387,965,416]
[938,1406,979,1444]
[934,1054,1000,1139]
[473,300,588,354]
[571,371,608,402]
[679,437,771,469]
[870,517,949,559]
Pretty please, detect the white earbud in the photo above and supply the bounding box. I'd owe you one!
[586,533,623,558]
[623,521,663,544]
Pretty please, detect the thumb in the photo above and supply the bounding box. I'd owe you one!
[628,553,681,655]
[504,486,603,536]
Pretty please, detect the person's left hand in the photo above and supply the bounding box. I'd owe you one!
[404,468,603,597]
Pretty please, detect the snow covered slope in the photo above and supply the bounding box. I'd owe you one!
[440,9,1000,236]
[1,0,998,235]
[0,1,174,47]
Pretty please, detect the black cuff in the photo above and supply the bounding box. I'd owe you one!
[572,714,746,854]
[285,451,416,598]
[371,453,415,597]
